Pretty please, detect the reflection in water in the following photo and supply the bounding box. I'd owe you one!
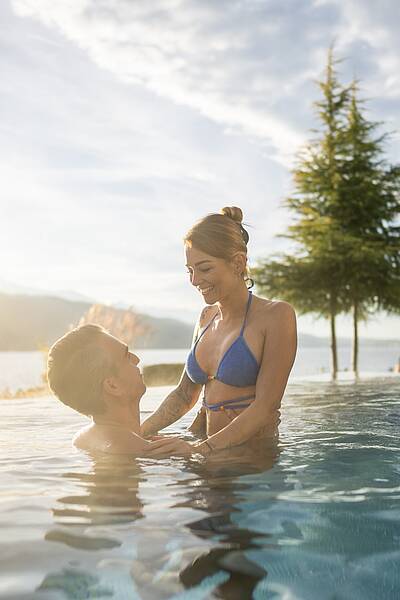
[38,454,145,598]
[40,440,283,599]
[177,441,280,599]
[130,439,283,599]
[3,379,396,599]
[38,568,114,598]
[44,454,144,552]
[58,456,144,525]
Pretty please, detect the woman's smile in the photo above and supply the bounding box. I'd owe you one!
[198,285,214,295]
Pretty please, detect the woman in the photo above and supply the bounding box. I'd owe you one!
[142,207,297,457]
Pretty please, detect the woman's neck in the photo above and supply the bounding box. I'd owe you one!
[217,283,250,321]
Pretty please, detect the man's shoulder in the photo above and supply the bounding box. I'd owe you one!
[72,424,93,450]
[106,429,146,455]
[73,424,147,456]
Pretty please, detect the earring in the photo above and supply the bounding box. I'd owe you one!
[245,276,255,289]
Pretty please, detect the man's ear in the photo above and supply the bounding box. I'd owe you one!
[103,376,120,397]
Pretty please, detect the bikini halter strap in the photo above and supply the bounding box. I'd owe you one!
[196,291,252,342]
[195,309,218,343]
[239,291,253,336]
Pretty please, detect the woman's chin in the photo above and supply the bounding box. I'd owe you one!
[202,291,217,304]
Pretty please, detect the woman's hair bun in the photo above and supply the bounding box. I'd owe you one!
[220,206,243,224]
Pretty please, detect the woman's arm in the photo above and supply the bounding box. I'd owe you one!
[140,371,202,437]
[140,307,213,437]
[195,301,297,453]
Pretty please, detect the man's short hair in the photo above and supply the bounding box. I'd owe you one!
[47,324,116,416]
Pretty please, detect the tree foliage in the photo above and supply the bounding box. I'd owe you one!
[255,48,400,378]
[78,304,152,347]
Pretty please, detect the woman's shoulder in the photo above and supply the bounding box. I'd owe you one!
[252,295,296,325]
[198,304,219,328]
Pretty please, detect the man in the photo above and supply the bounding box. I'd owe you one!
[47,324,209,456]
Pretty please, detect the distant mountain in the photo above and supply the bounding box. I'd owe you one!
[298,331,399,348]
[0,280,95,304]
[0,292,397,351]
[0,292,193,351]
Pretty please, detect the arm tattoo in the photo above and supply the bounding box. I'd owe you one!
[141,374,200,436]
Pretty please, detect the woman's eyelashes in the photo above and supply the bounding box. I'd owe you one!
[186,267,212,275]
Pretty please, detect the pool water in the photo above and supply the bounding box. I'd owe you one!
[1,378,399,599]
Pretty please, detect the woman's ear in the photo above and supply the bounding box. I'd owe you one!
[232,252,247,276]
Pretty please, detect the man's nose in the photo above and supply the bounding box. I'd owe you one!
[129,352,140,365]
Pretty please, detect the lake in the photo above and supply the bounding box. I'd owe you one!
[0,344,398,392]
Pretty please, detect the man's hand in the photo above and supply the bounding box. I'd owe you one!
[143,436,202,457]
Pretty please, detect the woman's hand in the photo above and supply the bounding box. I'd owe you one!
[144,436,196,457]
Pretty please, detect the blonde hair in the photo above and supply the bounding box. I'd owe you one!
[47,324,116,416]
[184,206,252,282]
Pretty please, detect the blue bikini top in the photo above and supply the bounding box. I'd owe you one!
[185,292,259,387]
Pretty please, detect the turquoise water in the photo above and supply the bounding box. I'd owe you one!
[1,378,400,599]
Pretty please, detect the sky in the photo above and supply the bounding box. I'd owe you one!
[1,0,400,339]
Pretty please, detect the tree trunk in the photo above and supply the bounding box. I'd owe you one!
[352,299,359,377]
[330,309,338,380]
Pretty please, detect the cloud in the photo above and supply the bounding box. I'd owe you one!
[10,0,400,162]
[318,0,400,96]
[2,0,399,336]
[10,0,326,164]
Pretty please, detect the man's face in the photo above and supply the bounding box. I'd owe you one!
[100,332,146,401]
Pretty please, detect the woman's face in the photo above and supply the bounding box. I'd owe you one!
[185,244,242,304]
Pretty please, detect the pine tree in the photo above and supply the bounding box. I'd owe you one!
[256,48,350,379]
[255,50,400,379]
[337,82,400,374]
